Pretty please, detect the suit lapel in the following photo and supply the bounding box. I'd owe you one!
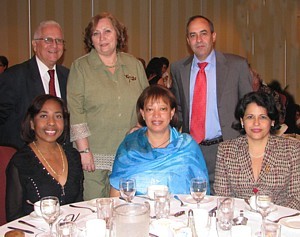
[29,57,45,94]
[181,56,193,112]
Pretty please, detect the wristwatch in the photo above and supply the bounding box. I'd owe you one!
[78,148,90,153]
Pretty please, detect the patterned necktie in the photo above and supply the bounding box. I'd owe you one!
[190,62,208,143]
[48,69,56,96]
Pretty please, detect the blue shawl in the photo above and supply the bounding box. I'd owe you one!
[109,126,210,195]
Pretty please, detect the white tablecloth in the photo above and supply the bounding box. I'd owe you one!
[0,195,299,237]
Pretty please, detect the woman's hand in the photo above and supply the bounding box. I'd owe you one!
[80,153,95,172]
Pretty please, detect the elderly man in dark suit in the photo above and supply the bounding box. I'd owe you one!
[0,20,69,149]
[171,15,252,194]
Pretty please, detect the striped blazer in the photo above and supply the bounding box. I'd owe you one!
[214,135,300,210]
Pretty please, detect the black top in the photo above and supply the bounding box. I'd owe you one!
[6,145,83,222]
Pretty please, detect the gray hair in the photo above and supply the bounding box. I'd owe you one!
[33,20,63,39]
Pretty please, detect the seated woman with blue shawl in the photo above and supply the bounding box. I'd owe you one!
[109,85,210,196]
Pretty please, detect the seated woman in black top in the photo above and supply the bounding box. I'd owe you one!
[6,95,83,221]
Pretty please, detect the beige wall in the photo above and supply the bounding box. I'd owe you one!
[0,0,299,103]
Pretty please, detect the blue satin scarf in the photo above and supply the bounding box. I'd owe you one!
[109,126,210,195]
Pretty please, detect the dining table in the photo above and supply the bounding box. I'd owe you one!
[0,195,299,237]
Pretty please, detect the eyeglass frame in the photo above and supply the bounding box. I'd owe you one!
[34,37,65,45]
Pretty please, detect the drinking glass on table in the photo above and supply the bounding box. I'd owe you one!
[217,197,235,231]
[190,177,207,208]
[119,178,136,202]
[96,198,114,229]
[40,196,60,237]
[255,192,274,237]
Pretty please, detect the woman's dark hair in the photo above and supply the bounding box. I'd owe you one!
[136,85,178,127]
[84,12,128,52]
[233,91,280,134]
[160,57,169,68]
[0,55,8,69]
[21,95,70,144]
[145,57,163,82]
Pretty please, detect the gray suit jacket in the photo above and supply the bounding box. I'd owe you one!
[0,56,69,149]
[170,51,253,140]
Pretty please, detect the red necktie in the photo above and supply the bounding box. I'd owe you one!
[48,69,56,96]
[190,62,208,143]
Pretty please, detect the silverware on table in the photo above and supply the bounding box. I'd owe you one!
[151,210,185,219]
[18,220,46,231]
[208,206,217,216]
[8,226,34,234]
[69,204,96,213]
[174,195,187,207]
[269,212,300,223]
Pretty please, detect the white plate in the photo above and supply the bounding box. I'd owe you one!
[179,195,213,204]
[279,216,300,229]
[30,210,63,219]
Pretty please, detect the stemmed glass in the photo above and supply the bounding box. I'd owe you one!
[190,177,207,208]
[119,178,136,202]
[256,193,273,237]
[40,196,60,237]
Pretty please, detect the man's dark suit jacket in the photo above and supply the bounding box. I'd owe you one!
[0,56,69,149]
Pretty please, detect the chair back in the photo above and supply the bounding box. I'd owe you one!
[0,146,16,225]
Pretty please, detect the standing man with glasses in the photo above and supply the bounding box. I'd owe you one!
[0,20,69,149]
[171,15,253,194]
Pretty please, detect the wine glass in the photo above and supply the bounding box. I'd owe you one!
[40,196,60,237]
[255,193,273,237]
[190,177,207,208]
[119,178,136,202]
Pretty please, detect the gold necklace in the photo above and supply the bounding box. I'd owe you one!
[33,141,65,176]
[249,151,265,159]
[149,137,170,149]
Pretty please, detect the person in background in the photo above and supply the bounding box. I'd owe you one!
[146,57,164,86]
[6,95,83,221]
[67,12,149,200]
[110,85,209,196]
[0,56,8,73]
[0,20,69,149]
[160,57,172,89]
[214,92,300,210]
[249,66,288,135]
[171,15,252,193]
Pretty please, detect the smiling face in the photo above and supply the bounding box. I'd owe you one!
[186,17,216,61]
[241,102,274,143]
[91,18,118,56]
[140,97,175,135]
[32,24,64,69]
[30,99,64,144]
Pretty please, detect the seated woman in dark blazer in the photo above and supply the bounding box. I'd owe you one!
[6,95,83,221]
[214,92,300,210]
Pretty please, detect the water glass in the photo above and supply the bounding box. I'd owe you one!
[154,190,170,219]
[217,197,235,230]
[56,220,77,237]
[119,178,136,202]
[263,221,281,237]
[96,198,114,229]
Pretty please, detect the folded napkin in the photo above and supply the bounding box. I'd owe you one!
[231,225,252,237]
[150,218,191,237]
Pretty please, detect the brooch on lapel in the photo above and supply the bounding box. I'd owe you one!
[125,74,137,83]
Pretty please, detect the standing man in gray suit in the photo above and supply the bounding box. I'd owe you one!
[171,15,252,194]
[0,20,69,149]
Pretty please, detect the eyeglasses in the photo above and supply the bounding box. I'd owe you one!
[34,37,65,45]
